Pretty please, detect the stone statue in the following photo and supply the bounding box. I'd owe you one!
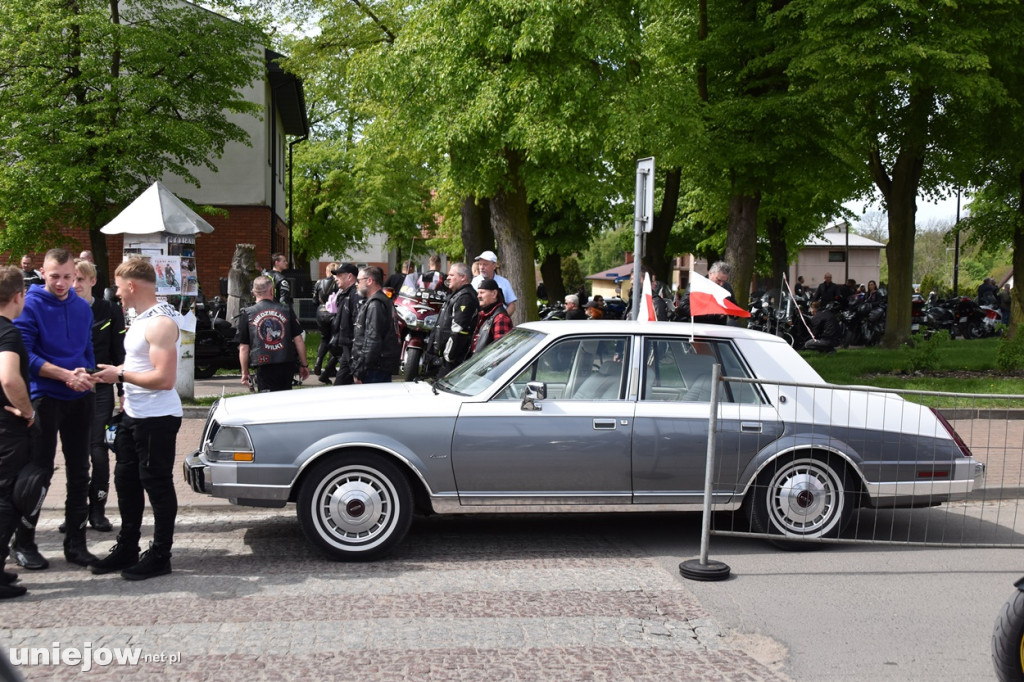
[227,243,258,324]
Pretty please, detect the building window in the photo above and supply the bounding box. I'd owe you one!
[828,251,846,262]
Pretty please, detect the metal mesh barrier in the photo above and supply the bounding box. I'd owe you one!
[705,374,1024,549]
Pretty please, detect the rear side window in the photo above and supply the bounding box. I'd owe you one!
[641,337,762,404]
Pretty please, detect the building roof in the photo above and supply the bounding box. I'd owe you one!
[804,231,884,249]
[266,49,309,138]
[586,263,634,281]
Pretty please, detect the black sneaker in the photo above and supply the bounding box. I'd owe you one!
[12,544,49,570]
[90,542,140,575]
[121,546,171,581]
[1,570,18,584]
[0,583,27,599]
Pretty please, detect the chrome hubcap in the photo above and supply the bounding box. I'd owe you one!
[319,469,393,542]
[768,460,843,536]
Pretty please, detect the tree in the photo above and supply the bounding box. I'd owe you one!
[784,0,1012,346]
[358,0,637,323]
[0,0,264,280]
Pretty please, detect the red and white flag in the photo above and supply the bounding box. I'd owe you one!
[689,271,750,319]
[636,272,656,323]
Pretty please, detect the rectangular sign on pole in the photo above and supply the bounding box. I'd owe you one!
[635,157,655,234]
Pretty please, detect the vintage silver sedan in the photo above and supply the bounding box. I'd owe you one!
[184,321,984,560]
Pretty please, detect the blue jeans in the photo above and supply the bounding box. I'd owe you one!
[361,369,392,384]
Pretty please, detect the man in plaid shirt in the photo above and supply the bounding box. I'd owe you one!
[471,278,513,355]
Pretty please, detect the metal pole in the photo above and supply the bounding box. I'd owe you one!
[953,189,961,296]
[680,363,731,580]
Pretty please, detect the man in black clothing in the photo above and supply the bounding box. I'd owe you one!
[804,300,843,353]
[351,266,400,384]
[323,263,362,386]
[0,266,35,598]
[312,262,338,376]
[73,259,124,532]
[238,276,309,392]
[19,256,42,290]
[427,263,479,377]
[269,253,292,307]
[813,273,839,305]
[564,295,586,320]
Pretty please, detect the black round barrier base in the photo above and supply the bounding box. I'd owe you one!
[679,558,731,582]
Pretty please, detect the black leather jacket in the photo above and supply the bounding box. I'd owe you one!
[428,283,479,370]
[329,284,362,354]
[351,290,400,378]
[90,297,126,366]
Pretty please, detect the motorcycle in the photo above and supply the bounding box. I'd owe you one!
[955,297,1001,339]
[992,578,1024,680]
[193,295,241,379]
[539,301,566,320]
[394,288,447,382]
[842,300,886,347]
[922,297,959,339]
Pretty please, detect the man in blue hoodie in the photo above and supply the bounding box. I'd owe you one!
[12,248,97,570]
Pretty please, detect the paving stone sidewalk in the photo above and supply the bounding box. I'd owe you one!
[2,509,787,681]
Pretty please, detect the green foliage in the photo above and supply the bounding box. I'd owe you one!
[918,273,945,299]
[578,225,631,278]
[560,255,585,297]
[893,333,952,374]
[996,332,1024,373]
[0,0,264,255]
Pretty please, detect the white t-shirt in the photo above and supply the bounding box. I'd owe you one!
[472,274,517,305]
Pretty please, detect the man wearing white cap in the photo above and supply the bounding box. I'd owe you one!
[471,250,517,317]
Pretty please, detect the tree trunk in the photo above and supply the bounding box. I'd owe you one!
[645,166,681,286]
[881,190,917,347]
[765,215,789,293]
[490,150,536,324]
[1009,170,1024,338]
[539,252,564,303]
[90,226,112,291]
[460,195,492,262]
[724,191,760,310]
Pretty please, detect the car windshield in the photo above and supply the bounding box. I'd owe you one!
[437,327,545,396]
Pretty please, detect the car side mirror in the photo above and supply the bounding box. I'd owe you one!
[521,381,547,411]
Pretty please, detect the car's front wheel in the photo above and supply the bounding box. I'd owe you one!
[747,455,855,541]
[297,453,413,561]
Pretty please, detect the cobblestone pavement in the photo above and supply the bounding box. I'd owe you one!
[2,508,786,681]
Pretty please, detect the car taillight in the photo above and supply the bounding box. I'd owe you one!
[930,407,973,458]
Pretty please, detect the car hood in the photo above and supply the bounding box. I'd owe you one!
[212,381,464,426]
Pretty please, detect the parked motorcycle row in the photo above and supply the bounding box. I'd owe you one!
[748,288,1005,350]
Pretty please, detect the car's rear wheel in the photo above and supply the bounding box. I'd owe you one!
[747,455,855,541]
[297,453,413,561]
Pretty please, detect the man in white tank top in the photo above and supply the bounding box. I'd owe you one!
[91,259,182,580]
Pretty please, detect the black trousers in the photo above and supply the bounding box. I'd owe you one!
[30,393,94,531]
[0,421,30,560]
[256,363,293,392]
[89,384,115,495]
[113,414,181,553]
[315,312,334,370]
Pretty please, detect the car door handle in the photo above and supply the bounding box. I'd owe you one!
[740,422,762,433]
[593,419,617,430]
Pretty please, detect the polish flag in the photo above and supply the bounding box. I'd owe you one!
[636,273,656,323]
[689,271,750,318]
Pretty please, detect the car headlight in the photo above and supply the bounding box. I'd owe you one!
[209,426,254,462]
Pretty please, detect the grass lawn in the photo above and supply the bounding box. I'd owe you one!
[801,335,1024,407]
